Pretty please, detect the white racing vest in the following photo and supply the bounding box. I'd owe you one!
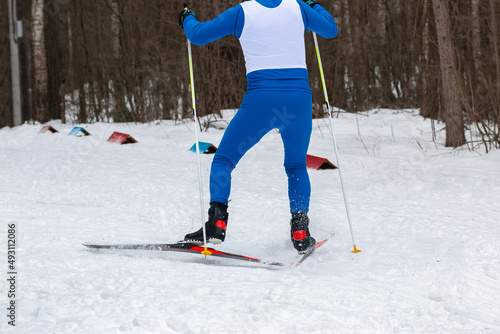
[239,0,306,74]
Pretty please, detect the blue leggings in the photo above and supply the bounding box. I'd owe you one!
[210,90,312,213]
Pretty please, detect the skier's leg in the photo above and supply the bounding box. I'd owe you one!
[186,92,273,244]
[279,90,315,252]
[209,91,274,205]
[279,91,313,214]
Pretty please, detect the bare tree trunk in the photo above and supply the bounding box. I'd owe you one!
[378,0,395,106]
[489,0,500,111]
[420,0,436,119]
[46,5,62,123]
[431,0,466,147]
[471,0,481,70]
[31,0,49,123]
[19,18,32,124]
[111,0,120,60]
[109,0,128,122]
[59,9,74,124]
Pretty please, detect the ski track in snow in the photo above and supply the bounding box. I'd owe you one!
[1,110,499,333]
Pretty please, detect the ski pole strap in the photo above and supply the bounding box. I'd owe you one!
[179,4,195,28]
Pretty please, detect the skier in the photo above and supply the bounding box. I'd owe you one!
[179,0,337,253]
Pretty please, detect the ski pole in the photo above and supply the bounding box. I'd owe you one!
[312,32,360,253]
[186,27,211,257]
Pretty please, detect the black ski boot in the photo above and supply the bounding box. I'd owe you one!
[290,212,316,253]
[184,202,228,245]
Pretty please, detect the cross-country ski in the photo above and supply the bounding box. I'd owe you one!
[83,230,334,267]
[83,241,286,267]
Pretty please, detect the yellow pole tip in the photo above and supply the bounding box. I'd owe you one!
[201,247,212,257]
[351,245,361,253]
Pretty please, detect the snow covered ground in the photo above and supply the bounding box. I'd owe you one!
[1,109,499,333]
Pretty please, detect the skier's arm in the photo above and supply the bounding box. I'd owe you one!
[298,1,338,38]
[183,5,244,45]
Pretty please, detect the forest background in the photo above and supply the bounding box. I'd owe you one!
[1,0,499,149]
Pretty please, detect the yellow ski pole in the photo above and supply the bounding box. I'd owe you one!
[312,32,360,253]
[186,20,211,257]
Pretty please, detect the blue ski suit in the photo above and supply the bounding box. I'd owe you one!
[183,0,337,213]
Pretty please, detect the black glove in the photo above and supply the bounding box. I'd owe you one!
[179,5,195,28]
[302,0,320,8]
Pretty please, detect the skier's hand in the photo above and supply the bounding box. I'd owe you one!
[301,0,320,8]
[179,5,195,28]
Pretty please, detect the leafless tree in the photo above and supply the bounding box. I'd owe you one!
[31,0,49,123]
[0,0,498,148]
[432,0,466,147]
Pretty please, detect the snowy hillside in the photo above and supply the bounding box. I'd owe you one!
[1,109,499,333]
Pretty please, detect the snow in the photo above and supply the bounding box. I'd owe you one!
[1,109,499,333]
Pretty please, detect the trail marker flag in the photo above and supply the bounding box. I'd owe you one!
[39,126,58,134]
[189,142,217,154]
[107,132,137,144]
[306,154,337,170]
[68,127,91,136]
